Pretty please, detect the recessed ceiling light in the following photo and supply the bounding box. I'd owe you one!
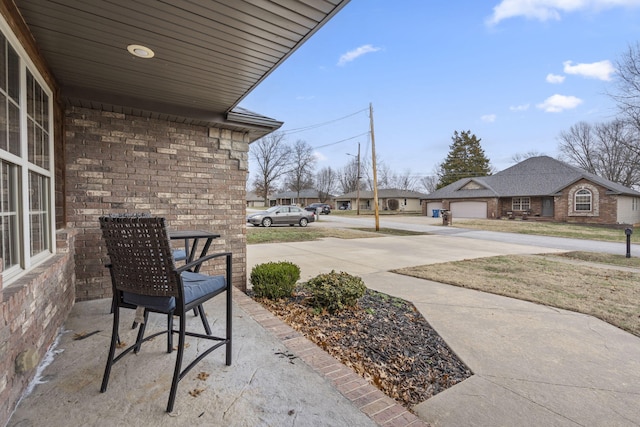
[127,44,155,59]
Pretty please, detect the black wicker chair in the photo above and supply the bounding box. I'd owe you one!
[99,215,232,412]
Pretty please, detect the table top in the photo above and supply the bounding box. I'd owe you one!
[168,230,220,239]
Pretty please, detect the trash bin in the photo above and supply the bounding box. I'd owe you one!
[432,209,439,218]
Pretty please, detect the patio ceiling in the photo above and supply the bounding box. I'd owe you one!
[12,0,349,138]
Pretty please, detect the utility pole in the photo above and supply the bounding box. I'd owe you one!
[369,103,379,231]
[356,142,361,215]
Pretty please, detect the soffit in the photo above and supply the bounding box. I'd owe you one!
[13,0,348,137]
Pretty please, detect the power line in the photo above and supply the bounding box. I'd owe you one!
[281,108,368,135]
[312,132,370,149]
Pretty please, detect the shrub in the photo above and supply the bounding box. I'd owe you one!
[250,261,300,299]
[305,270,366,313]
[388,198,399,211]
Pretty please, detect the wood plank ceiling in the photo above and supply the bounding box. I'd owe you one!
[13,0,349,135]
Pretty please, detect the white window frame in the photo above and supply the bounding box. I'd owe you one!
[0,16,55,285]
[574,189,592,212]
[512,197,530,211]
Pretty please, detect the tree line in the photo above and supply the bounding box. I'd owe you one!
[250,42,640,204]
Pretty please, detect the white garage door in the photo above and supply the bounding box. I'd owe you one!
[426,202,443,217]
[450,201,487,218]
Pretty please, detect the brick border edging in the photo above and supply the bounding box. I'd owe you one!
[233,289,430,427]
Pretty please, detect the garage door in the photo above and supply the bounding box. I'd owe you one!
[450,201,487,219]
[426,202,442,217]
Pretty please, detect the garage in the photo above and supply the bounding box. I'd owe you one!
[426,202,443,217]
[450,201,487,219]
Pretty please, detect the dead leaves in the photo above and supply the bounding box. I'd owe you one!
[255,288,472,407]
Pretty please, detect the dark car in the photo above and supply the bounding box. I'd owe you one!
[247,205,315,227]
[304,203,331,215]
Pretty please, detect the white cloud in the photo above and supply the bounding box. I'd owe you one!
[481,114,497,123]
[337,44,381,66]
[563,60,615,81]
[314,151,327,161]
[510,104,530,111]
[546,73,565,84]
[536,94,583,112]
[487,0,640,25]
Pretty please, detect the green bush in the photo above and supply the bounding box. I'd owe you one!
[250,261,300,299]
[305,270,366,313]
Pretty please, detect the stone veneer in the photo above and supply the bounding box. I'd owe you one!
[0,229,76,426]
[65,107,250,300]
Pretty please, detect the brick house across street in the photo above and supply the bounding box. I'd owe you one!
[422,156,640,225]
[0,1,350,424]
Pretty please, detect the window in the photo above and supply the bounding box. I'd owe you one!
[512,197,530,211]
[575,189,592,211]
[0,26,54,284]
[633,197,640,211]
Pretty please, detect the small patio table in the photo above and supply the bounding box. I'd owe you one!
[169,230,220,272]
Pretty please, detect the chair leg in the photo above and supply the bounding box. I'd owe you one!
[167,313,173,353]
[101,302,121,393]
[197,305,212,335]
[167,313,186,413]
[133,310,149,354]
[225,288,232,366]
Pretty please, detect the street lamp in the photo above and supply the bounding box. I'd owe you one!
[346,142,361,215]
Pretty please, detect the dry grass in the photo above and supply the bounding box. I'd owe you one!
[455,219,640,243]
[394,253,640,337]
[246,226,382,244]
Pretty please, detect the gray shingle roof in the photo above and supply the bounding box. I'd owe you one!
[425,156,640,200]
[338,188,428,199]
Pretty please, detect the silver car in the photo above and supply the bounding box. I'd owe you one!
[247,205,315,227]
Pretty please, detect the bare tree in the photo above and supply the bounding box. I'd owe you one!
[250,132,291,205]
[315,166,338,202]
[392,169,420,191]
[283,139,316,203]
[511,151,542,163]
[558,120,640,188]
[612,42,640,128]
[339,158,361,194]
[419,174,439,194]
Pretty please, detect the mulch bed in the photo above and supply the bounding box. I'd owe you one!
[252,288,472,407]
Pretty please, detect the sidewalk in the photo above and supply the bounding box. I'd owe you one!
[248,233,640,426]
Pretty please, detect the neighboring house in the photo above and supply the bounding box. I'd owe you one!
[246,191,266,208]
[422,156,640,225]
[270,189,335,207]
[0,2,349,425]
[336,189,427,212]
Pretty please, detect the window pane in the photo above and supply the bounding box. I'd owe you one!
[7,43,18,102]
[0,36,5,93]
[27,72,49,168]
[8,102,19,155]
[0,161,19,270]
[29,172,50,256]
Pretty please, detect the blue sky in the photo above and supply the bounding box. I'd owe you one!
[240,0,640,183]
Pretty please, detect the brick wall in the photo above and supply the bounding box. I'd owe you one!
[0,229,76,426]
[555,179,617,225]
[65,107,249,300]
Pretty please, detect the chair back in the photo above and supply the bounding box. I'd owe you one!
[100,215,179,297]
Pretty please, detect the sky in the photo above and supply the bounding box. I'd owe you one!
[240,0,640,185]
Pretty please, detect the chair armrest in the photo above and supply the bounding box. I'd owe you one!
[176,251,232,274]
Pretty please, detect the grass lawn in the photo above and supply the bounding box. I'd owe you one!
[454,219,640,244]
[246,225,427,244]
[393,251,640,337]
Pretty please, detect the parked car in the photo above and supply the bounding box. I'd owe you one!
[304,203,331,215]
[247,205,315,227]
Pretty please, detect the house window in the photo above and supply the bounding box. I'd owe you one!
[575,189,592,211]
[512,197,530,211]
[633,197,640,211]
[0,27,54,285]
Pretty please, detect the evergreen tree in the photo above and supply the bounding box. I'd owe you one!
[437,130,491,188]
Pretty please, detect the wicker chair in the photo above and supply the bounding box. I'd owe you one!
[99,215,232,412]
